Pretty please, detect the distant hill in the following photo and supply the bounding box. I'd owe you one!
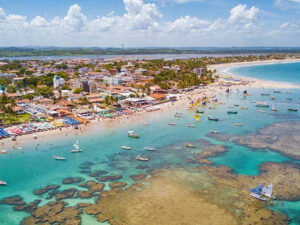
[0,47,300,57]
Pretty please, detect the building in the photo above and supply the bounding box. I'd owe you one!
[193,67,205,76]
[103,76,123,86]
[53,75,65,89]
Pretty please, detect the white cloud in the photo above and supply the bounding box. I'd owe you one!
[229,4,259,24]
[0,1,297,47]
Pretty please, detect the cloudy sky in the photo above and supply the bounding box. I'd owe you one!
[0,0,299,47]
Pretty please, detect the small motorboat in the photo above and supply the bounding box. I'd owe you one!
[261,93,270,96]
[16,147,23,151]
[271,104,278,112]
[256,102,269,107]
[187,124,195,128]
[144,146,156,151]
[143,123,149,126]
[234,104,240,107]
[241,107,248,110]
[175,113,182,118]
[208,117,219,121]
[71,140,83,153]
[121,146,132,150]
[54,155,66,160]
[210,129,218,134]
[128,130,139,138]
[186,144,196,148]
[0,150,8,154]
[288,108,298,112]
[168,123,176,126]
[227,111,238,114]
[258,110,265,113]
[136,155,148,161]
[273,90,281,94]
[0,180,6,185]
[234,123,244,126]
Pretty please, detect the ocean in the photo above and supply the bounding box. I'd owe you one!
[0,62,300,224]
[228,61,300,84]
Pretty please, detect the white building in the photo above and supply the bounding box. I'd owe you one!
[103,76,123,86]
[53,75,65,89]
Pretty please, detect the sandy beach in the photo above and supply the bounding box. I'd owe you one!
[2,59,299,150]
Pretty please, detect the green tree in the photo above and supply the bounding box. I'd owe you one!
[6,85,16,93]
[73,88,83,94]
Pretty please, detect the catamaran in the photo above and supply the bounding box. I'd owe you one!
[0,180,6,185]
[262,183,276,199]
[249,183,267,201]
[144,146,156,151]
[121,146,132,150]
[71,140,83,153]
[271,104,278,112]
[54,155,66,160]
[128,130,139,138]
[136,155,148,161]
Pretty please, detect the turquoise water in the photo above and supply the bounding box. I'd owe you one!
[229,62,300,84]
[1,65,300,224]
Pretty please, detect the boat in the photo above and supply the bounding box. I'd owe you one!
[210,129,218,134]
[16,147,23,151]
[175,113,182,118]
[256,102,269,107]
[249,184,267,201]
[121,146,132,150]
[234,123,244,126]
[128,130,139,138]
[262,183,276,199]
[136,155,148,161]
[0,180,6,185]
[261,93,270,96]
[187,124,195,127]
[144,146,156,151]
[227,111,238,114]
[288,108,298,112]
[258,110,265,113]
[54,155,66,160]
[286,98,292,101]
[143,122,149,126]
[273,90,281,94]
[241,107,248,110]
[271,104,278,112]
[234,104,240,107]
[195,107,204,113]
[186,144,196,148]
[0,150,8,154]
[208,116,219,121]
[71,140,83,153]
[168,122,176,126]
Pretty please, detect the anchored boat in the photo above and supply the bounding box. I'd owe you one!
[71,140,83,153]
[136,155,148,161]
[0,180,6,185]
[144,146,156,151]
[121,146,132,150]
[262,183,276,199]
[227,110,238,114]
[208,116,219,121]
[54,155,66,161]
[256,102,269,107]
[128,130,139,138]
[249,184,267,201]
[186,144,196,148]
[288,108,298,112]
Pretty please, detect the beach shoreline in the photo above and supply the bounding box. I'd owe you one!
[2,58,300,149]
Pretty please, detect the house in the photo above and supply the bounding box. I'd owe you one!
[57,100,74,107]
[149,85,168,94]
[38,98,53,105]
[7,93,19,99]
[149,94,167,101]
[86,94,104,104]
[104,76,123,86]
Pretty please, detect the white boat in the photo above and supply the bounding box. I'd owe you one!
[168,122,176,126]
[273,90,281,94]
[143,123,149,126]
[250,192,267,201]
[187,124,195,127]
[54,155,66,160]
[0,180,6,185]
[262,183,276,199]
[136,155,148,161]
[16,147,23,151]
[128,130,139,138]
[144,146,156,151]
[258,110,265,113]
[271,104,278,112]
[71,140,83,153]
[0,150,8,154]
[121,146,132,150]
[210,129,218,134]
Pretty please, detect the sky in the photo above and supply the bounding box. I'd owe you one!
[0,0,299,47]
